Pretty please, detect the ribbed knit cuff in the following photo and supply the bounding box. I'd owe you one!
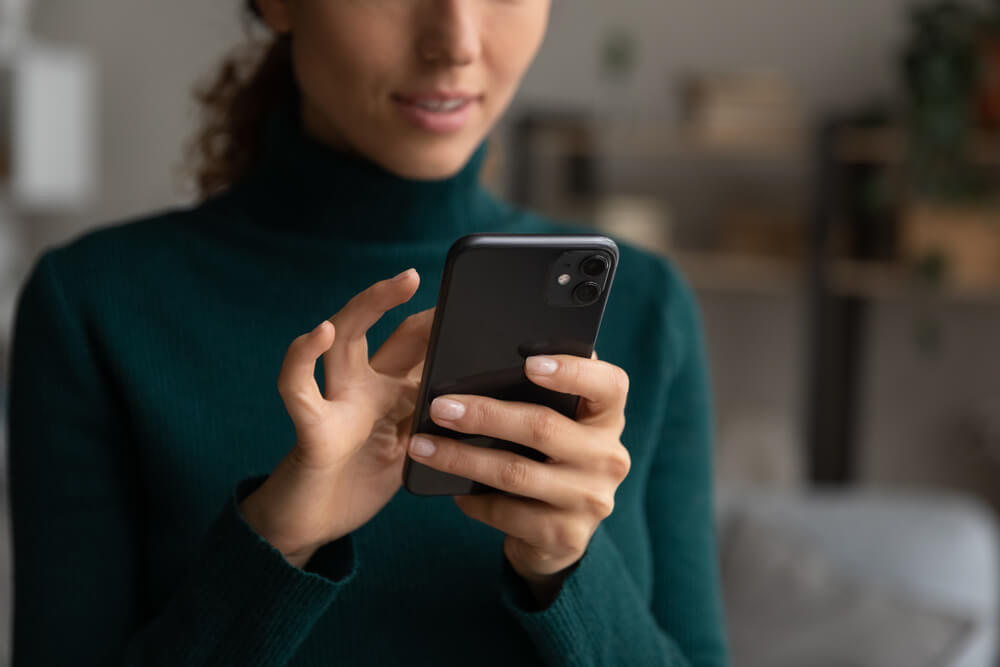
[187,474,359,663]
[231,475,357,583]
[498,522,621,664]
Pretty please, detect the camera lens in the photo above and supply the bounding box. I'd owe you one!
[580,255,609,277]
[573,281,601,305]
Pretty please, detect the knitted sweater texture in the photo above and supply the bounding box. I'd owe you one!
[6,93,728,666]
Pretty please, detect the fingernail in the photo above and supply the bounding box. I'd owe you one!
[313,320,331,334]
[392,268,414,282]
[410,435,436,457]
[431,397,466,421]
[526,356,558,375]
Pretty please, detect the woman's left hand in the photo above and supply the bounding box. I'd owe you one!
[407,351,631,608]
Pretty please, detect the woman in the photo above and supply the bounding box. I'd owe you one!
[7,1,728,665]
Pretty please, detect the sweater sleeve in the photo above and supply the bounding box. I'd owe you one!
[498,260,729,667]
[6,250,357,666]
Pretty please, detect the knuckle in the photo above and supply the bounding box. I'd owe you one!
[276,373,301,399]
[344,286,378,314]
[611,367,630,396]
[443,443,472,474]
[607,447,632,481]
[529,411,559,445]
[281,386,309,406]
[554,521,588,551]
[498,458,530,490]
[584,491,615,519]
[467,398,496,428]
[342,290,365,312]
[541,521,560,547]
[283,389,324,423]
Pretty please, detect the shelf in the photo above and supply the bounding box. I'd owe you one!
[829,259,1000,304]
[835,126,1000,165]
[667,250,804,295]
[528,123,807,162]
[652,249,1000,303]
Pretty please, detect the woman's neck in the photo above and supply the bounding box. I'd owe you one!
[226,91,501,243]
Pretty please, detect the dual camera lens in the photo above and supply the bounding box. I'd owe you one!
[581,255,609,277]
[572,254,609,306]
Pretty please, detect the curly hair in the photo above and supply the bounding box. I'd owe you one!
[180,1,295,201]
[180,1,503,200]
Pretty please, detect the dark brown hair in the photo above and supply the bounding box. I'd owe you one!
[180,3,294,201]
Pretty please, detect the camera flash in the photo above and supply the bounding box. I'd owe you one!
[557,273,571,286]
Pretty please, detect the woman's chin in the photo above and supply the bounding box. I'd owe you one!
[375,140,482,181]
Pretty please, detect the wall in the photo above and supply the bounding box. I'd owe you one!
[26,0,250,255]
[518,0,962,119]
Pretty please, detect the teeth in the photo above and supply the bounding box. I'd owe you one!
[415,98,466,112]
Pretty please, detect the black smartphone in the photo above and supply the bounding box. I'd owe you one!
[402,233,619,497]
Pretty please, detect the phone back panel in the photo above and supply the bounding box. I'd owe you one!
[403,234,618,496]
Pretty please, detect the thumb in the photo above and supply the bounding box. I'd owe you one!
[278,320,336,415]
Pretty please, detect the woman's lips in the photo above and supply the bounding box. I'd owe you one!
[392,94,481,134]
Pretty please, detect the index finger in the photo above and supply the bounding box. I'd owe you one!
[329,268,420,340]
[323,268,420,391]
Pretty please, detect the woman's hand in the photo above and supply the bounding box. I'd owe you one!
[240,268,433,568]
[407,351,631,608]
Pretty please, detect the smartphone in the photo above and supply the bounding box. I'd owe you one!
[402,233,619,497]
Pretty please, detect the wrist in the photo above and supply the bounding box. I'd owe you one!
[516,561,580,610]
[238,480,320,568]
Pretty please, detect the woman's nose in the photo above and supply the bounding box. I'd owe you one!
[417,0,482,66]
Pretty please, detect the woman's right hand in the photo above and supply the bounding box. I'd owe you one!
[239,268,432,568]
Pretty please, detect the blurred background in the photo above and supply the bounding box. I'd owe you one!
[2,0,1000,665]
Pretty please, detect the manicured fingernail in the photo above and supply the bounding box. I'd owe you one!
[392,268,414,281]
[431,397,466,421]
[410,435,436,457]
[526,356,558,375]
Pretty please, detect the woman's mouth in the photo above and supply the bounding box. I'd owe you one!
[392,93,482,134]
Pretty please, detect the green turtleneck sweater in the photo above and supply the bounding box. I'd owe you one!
[6,94,728,666]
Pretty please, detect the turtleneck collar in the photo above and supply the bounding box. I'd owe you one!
[227,90,507,242]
